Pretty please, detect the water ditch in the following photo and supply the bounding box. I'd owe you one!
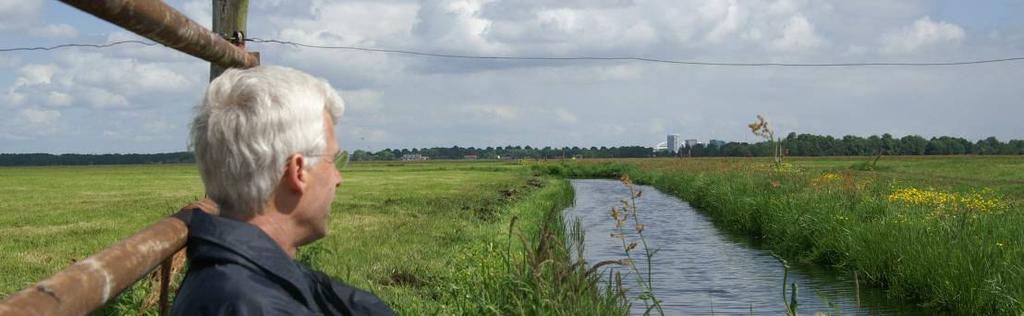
[564,179,925,315]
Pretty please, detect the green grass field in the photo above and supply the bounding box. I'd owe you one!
[0,164,205,293]
[0,161,623,315]
[537,155,1024,315]
[6,156,1021,315]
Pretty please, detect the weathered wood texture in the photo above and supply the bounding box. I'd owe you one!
[0,216,188,315]
[59,0,258,69]
[211,0,251,80]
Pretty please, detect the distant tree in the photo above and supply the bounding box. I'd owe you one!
[1007,140,1024,154]
[900,135,928,155]
[377,150,396,160]
[867,135,881,154]
[881,133,898,154]
[976,137,1000,155]
[351,150,374,161]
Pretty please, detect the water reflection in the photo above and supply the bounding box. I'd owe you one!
[564,179,924,315]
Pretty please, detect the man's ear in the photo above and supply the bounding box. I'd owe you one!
[284,153,308,193]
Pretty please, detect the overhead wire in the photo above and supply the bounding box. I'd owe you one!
[245,38,1024,67]
[3,38,1024,67]
[0,40,156,52]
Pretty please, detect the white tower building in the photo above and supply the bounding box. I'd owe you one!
[667,134,680,154]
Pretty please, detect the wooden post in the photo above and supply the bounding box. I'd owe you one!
[210,0,250,81]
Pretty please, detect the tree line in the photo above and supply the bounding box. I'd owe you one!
[353,134,1022,160]
[1,134,1021,166]
[0,152,195,166]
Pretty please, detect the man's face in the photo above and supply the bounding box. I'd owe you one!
[301,113,343,242]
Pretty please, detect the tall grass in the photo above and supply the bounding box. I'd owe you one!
[439,180,626,314]
[535,158,1024,315]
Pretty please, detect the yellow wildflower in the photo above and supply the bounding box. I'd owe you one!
[887,187,1008,217]
[810,172,843,189]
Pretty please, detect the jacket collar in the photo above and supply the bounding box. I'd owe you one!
[184,210,317,307]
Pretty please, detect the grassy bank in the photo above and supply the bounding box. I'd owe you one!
[535,156,1024,315]
[0,161,623,315]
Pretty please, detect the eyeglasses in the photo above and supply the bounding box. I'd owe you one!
[307,150,350,170]
[334,150,350,170]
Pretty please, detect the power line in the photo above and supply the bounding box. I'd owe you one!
[4,38,1024,67]
[246,38,1024,67]
[0,40,156,52]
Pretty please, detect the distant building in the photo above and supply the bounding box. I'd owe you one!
[709,139,726,147]
[400,153,429,161]
[685,139,701,148]
[667,134,680,154]
[463,154,478,160]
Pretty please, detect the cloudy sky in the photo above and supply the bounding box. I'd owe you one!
[1,0,1022,154]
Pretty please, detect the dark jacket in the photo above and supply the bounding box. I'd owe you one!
[171,210,394,316]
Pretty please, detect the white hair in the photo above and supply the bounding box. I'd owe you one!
[190,65,344,219]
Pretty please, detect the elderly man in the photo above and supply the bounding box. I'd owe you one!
[171,66,393,315]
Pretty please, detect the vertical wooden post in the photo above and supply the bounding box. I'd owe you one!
[210,0,250,81]
[161,1,251,312]
[157,259,171,316]
[164,1,250,313]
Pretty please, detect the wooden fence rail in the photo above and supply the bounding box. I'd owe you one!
[59,0,258,69]
[0,212,193,315]
[0,0,254,315]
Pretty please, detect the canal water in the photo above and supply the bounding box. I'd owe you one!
[564,179,924,315]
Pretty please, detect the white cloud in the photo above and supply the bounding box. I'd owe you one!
[0,55,19,69]
[90,110,189,145]
[142,120,176,133]
[132,63,193,93]
[269,1,416,47]
[0,0,42,31]
[21,107,60,125]
[0,1,77,47]
[0,106,60,139]
[2,0,1022,151]
[468,0,834,57]
[341,125,392,146]
[46,91,73,107]
[55,51,198,95]
[413,0,506,54]
[700,0,747,43]
[767,14,824,52]
[485,6,659,55]
[83,88,130,109]
[3,52,198,113]
[592,64,644,81]
[28,24,78,38]
[181,0,212,29]
[844,45,869,56]
[609,125,626,136]
[648,118,666,135]
[880,16,965,54]
[463,104,520,120]
[691,1,830,52]
[555,108,578,123]
[340,89,382,114]
[3,89,26,107]
[766,0,802,15]
[16,64,58,86]
[263,2,417,87]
